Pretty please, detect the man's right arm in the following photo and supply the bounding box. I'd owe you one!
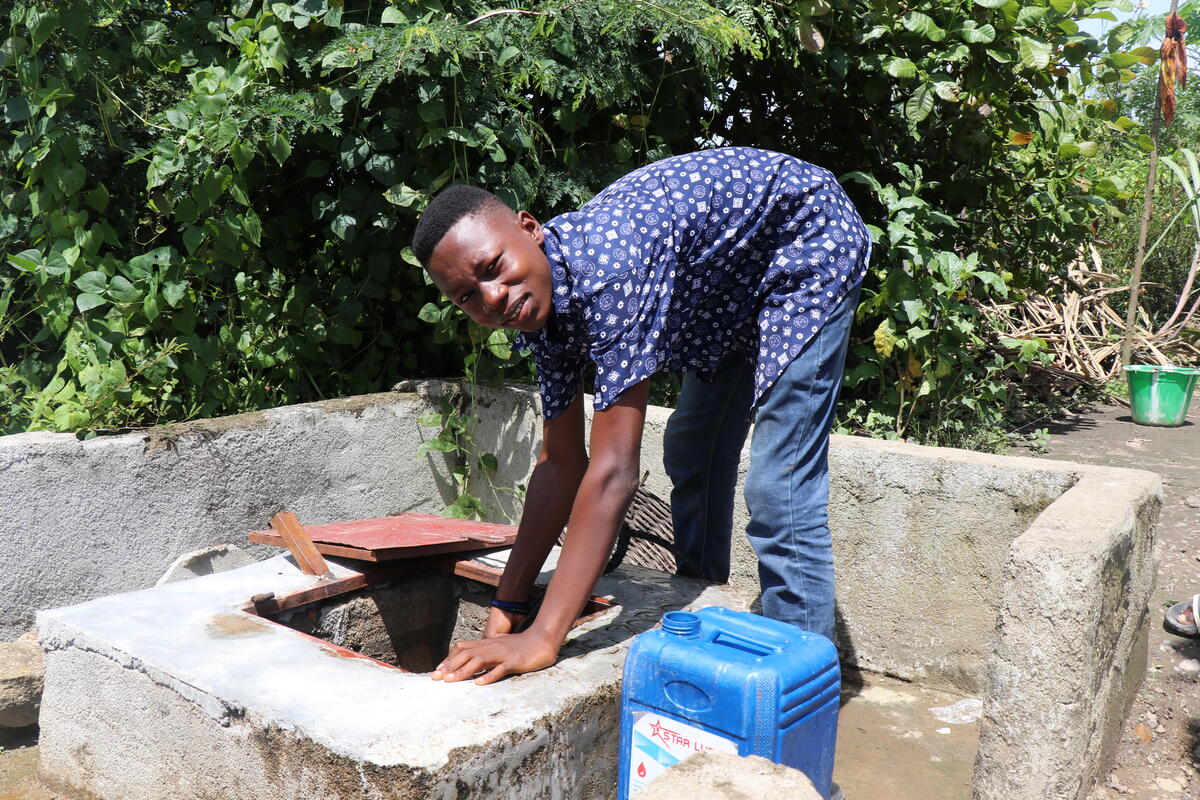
[486,389,588,635]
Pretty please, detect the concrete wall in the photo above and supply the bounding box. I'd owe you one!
[9,383,1160,800]
[0,393,459,639]
[973,466,1160,800]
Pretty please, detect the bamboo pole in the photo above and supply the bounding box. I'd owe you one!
[1121,0,1180,365]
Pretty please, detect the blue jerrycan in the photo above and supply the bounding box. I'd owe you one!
[617,606,840,799]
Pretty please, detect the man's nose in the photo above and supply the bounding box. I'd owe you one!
[480,280,507,316]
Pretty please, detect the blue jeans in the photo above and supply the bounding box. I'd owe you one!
[663,288,859,643]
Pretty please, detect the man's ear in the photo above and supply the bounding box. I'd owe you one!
[515,210,544,246]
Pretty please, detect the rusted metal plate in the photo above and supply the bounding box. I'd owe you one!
[248,513,518,562]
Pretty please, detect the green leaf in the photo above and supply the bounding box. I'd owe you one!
[74,271,107,293]
[55,165,86,196]
[1018,38,1051,70]
[904,84,935,123]
[3,97,31,123]
[162,280,188,308]
[956,22,996,43]
[165,107,190,129]
[76,293,107,312]
[486,328,512,359]
[418,99,445,124]
[8,249,41,272]
[1058,141,1081,158]
[973,0,1009,7]
[901,298,928,322]
[932,80,961,102]
[1048,0,1076,12]
[497,45,520,64]
[365,153,399,184]
[418,302,442,323]
[338,136,369,170]
[902,12,944,41]
[107,276,140,302]
[886,58,917,79]
[330,213,356,241]
[266,132,292,165]
[183,226,206,255]
[26,7,58,51]
[1015,7,1047,27]
[380,6,407,24]
[241,210,262,246]
[230,140,255,172]
[143,292,160,322]
[1077,141,1098,158]
[86,184,110,212]
[384,183,425,207]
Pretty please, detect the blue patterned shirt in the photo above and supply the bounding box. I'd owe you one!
[516,147,870,420]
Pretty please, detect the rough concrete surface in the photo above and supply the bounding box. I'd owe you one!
[973,466,1161,800]
[37,553,742,800]
[0,640,43,728]
[639,751,821,800]
[1018,399,1199,800]
[155,543,257,585]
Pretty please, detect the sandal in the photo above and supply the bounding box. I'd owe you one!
[1164,594,1200,639]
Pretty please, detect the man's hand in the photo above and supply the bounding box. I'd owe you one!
[430,629,560,685]
[483,606,525,639]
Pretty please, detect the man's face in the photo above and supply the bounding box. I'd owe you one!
[426,206,553,333]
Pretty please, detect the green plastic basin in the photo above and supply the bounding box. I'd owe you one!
[1123,364,1200,427]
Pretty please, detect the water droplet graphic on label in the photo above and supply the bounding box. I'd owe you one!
[637,763,646,778]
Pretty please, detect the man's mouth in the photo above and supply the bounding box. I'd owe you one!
[501,295,528,326]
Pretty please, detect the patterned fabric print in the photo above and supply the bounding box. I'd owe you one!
[517,147,870,419]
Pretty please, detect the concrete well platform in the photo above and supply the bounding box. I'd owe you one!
[36,552,739,800]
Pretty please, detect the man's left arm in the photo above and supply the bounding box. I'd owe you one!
[432,378,651,684]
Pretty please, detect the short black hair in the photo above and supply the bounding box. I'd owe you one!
[412,185,508,266]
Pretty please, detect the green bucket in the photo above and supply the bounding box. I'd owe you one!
[1123,365,1200,427]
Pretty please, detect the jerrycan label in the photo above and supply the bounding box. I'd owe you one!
[627,711,738,795]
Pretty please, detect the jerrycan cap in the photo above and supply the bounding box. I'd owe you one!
[661,611,701,638]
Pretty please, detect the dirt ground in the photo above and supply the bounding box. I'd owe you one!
[1027,397,1200,800]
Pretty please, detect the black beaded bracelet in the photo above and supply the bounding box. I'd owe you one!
[490,598,534,615]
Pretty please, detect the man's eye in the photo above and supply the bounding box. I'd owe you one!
[459,292,472,305]
[486,259,499,276]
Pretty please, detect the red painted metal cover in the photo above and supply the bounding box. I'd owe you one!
[248,513,518,561]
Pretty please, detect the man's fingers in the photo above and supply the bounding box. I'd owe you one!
[432,647,476,680]
[442,655,485,682]
[475,664,510,686]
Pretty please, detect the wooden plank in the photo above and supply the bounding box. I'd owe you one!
[248,513,518,562]
[247,532,381,562]
[270,512,332,578]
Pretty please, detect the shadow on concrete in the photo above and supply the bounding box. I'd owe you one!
[0,725,38,750]
[835,605,865,704]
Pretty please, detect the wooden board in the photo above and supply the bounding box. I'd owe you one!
[248,513,518,562]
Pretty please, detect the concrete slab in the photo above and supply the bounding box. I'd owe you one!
[37,554,742,800]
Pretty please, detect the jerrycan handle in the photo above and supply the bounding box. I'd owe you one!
[711,631,778,657]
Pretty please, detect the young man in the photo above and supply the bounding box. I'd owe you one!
[413,147,869,685]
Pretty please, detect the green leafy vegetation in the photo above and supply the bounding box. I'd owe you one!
[0,0,1157,470]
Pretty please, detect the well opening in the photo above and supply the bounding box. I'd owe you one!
[246,557,615,674]
[268,572,494,673]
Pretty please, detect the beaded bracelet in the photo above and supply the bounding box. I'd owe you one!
[489,598,533,615]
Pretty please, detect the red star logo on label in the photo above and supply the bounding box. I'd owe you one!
[649,719,665,742]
